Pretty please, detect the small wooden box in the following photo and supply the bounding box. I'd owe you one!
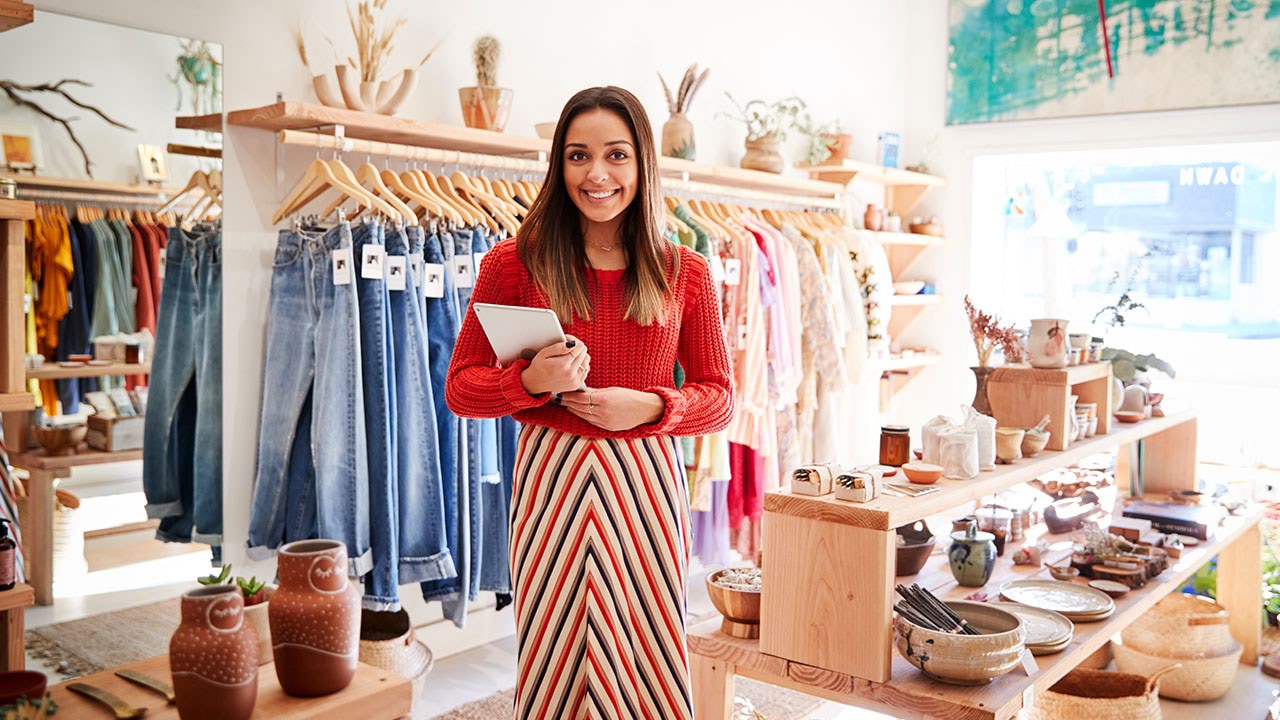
[86,414,144,451]
[986,362,1113,451]
[1110,517,1153,542]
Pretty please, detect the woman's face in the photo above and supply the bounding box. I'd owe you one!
[562,108,639,227]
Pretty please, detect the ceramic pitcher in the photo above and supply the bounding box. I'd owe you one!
[270,539,360,696]
[1028,318,1069,368]
[948,524,996,587]
[170,585,259,720]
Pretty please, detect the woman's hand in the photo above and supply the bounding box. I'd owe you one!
[560,387,665,432]
[520,335,590,395]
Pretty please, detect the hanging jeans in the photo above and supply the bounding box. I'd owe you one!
[143,227,223,545]
[57,221,93,411]
[385,226,455,594]
[247,224,372,577]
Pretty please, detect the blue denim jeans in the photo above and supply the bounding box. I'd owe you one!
[353,222,400,610]
[143,227,223,545]
[387,227,455,589]
[247,224,372,577]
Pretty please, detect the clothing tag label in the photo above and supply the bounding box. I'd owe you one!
[709,254,726,284]
[737,321,749,350]
[423,262,446,298]
[724,258,742,286]
[408,251,423,287]
[386,256,407,291]
[453,254,474,288]
[158,247,167,280]
[23,293,31,314]
[361,244,386,280]
[473,251,487,281]
[332,246,353,285]
[1020,650,1039,677]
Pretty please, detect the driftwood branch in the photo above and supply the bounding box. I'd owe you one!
[0,79,136,178]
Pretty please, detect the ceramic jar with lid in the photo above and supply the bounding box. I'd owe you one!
[948,524,996,587]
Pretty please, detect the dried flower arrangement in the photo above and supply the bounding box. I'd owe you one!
[964,295,1024,368]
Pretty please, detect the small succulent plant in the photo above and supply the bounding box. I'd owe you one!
[198,564,268,606]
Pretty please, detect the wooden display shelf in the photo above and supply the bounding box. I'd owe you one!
[0,198,35,221]
[803,159,946,217]
[0,173,176,198]
[888,294,941,338]
[693,504,1261,720]
[1,199,33,405]
[26,362,150,380]
[0,1,33,32]
[0,584,32,671]
[658,156,845,198]
[868,231,944,277]
[879,352,942,373]
[0,392,34,412]
[175,112,223,133]
[878,352,941,413]
[987,362,1114,452]
[11,447,142,471]
[50,654,412,719]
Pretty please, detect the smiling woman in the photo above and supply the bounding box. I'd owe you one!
[444,86,735,720]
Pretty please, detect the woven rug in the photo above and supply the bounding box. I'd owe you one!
[26,598,180,679]
[429,677,825,720]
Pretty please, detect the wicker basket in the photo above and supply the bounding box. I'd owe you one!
[358,609,434,709]
[1121,593,1234,658]
[1112,639,1241,702]
[1017,666,1175,720]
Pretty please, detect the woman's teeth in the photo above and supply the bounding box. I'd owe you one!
[586,189,618,199]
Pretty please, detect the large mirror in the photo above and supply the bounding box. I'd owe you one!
[0,10,223,663]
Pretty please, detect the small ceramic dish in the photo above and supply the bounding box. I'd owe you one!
[1047,564,1080,582]
[67,353,92,362]
[901,462,943,485]
[88,359,112,366]
[1088,579,1130,598]
[1114,410,1144,423]
[534,122,557,139]
[893,281,925,296]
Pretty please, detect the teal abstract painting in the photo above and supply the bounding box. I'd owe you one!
[947,0,1280,124]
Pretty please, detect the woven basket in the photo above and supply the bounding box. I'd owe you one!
[1112,639,1241,702]
[1018,666,1175,720]
[1121,593,1234,658]
[358,609,434,708]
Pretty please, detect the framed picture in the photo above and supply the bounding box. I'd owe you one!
[137,143,168,182]
[0,123,41,171]
[878,131,901,169]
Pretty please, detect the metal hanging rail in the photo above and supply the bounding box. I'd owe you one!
[15,187,171,206]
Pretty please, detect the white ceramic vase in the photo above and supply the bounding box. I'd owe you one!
[1028,318,1069,368]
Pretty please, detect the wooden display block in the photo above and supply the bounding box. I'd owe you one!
[986,362,1113,451]
[86,413,145,451]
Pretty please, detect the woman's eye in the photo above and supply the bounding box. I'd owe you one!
[609,150,629,161]
[568,151,587,162]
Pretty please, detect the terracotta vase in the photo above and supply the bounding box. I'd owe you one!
[740,135,784,174]
[170,585,258,720]
[863,205,884,232]
[661,113,695,159]
[458,86,514,132]
[270,539,360,696]
[821,132,853,163]
[970,366,995,416]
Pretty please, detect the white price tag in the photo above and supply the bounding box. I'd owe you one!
[724,258,742,286]
[332,246,353,285]
[361,244,386,280]
[1020,650,1039,677]
[386,256,407,291]
[423,262,446,298]
[737,321,749,350]
[408,251,423,287]
[22,293,30,314]
[473,251,487,281]
[453,255,474,288]
[158,247,167,280]
[709,254,726,284]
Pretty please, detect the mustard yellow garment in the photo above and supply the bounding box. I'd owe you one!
[22,269,42,410]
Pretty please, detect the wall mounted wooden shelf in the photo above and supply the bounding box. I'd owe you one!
[659,156,844,198]
[803,159,945,217]
[878,351,941,412]
[867,231,944,277]
[175,112,223,133]
[887,294,941,338]
[26,362,151,381]
[0,1,33,32]
[0,173,175,198]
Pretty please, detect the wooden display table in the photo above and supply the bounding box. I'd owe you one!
[692,505,1261,720]
[0,584,33,671]
[49,654,412,719]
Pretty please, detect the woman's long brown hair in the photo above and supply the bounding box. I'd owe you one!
[518,86,677,326]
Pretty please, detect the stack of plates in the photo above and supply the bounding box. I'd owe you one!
[990,602,1074,655]
[999,580,1116,622]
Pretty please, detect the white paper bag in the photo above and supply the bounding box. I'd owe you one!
[962,405,997,470]
[922,415,957,466]
[939,427,979,481]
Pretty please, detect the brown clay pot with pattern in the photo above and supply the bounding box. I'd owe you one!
[170,585,259,720]
[270,539,360,696]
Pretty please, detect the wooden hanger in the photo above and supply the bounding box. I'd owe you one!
[403,169,462,224]
[451,171,521,234]
[272,156,370,225]
[425,171,486,228]
[158,170,209,215]
[383,167,445,220]
[325,160,415,225]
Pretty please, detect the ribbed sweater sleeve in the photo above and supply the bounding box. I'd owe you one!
[445,249,552,419]
[645,253,736,436]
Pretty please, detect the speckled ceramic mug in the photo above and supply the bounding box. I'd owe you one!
[170,585,258,720]
[270,539,360,696]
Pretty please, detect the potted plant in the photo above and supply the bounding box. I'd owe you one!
[658,64,710,160]
[964,295,1024,415]
[200,565,273,664]
[458,35,513,132]
[722,93,806,174]
[1264,546,1280,626]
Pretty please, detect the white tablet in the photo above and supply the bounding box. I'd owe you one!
[473,303,568,364]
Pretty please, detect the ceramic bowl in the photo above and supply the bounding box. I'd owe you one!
[1088,579,1130,598]
[30,424,87,456]
[1114,410,1144,423]
[0,671,47,707]
[1021,429,1050,457]
[995,427,1025,463]
[901,462,943,484]
[894,601,1026,685]
[895,537,936,577]
[534,122,557,139]
[893,281,925,296]
[1048,564,1080,582]
[705,569,761,639]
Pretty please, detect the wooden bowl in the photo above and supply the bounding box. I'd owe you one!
[29,424,87,456]
[896,537,936,576]
[705,570,761,639]
[894,601,1026,685]
[901,462,943,484]
[0,671,47,707]
[1114,410,1144,423]
[1088,579,1130,598]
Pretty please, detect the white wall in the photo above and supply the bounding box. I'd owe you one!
[891,0,1280,436]
[0,12,220,184]
[28,0,914,651]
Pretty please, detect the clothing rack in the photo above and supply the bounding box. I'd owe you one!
[276,128,846,211]
[16,187,171,206]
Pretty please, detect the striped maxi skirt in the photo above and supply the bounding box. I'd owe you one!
[510,424,693,720]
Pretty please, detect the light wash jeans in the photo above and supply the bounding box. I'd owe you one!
[143,227,223,545]
[387,227,455,589]
[247,224,372,576]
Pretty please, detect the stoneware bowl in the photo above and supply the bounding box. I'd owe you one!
[894,601,1026,685]
[1021,429,1050,457]
[995,428,1025,464]
[30,424,87,456]
[895,521,936,577]
[1048,564,1081,582]
[534,122,557,139]
[1114,410,1144,423]
[0,671,47,707]
[1089,579,1131,598]
[901,462,943,485]
[705,569,761,639]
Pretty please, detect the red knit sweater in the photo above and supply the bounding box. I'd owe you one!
[445,239,736,439]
